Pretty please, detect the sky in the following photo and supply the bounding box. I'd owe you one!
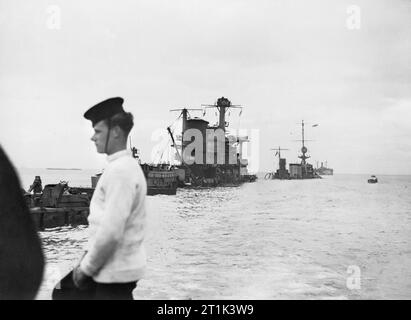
[0,0,410,174]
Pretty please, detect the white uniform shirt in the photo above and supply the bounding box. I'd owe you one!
[80,149,147,283]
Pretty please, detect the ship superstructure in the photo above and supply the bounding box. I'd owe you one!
[168,97,256,187]
[315,161,334,175]
[265,120,321,180]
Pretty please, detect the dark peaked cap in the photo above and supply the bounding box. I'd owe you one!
[84,97,125,126]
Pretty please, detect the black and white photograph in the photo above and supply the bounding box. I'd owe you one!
[0,0,410,304]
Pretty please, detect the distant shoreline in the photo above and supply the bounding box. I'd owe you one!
[46,168,82,171]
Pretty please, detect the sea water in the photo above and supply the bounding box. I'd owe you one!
[17,169,411,299]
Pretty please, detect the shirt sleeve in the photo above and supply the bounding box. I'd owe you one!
[80,168,137,276]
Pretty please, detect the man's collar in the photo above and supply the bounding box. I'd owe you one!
[107,149,131,162]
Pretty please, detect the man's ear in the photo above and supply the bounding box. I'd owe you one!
[111,125,122,139]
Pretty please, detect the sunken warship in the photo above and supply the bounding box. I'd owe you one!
[168,97,257,187]
[265,120,321,180]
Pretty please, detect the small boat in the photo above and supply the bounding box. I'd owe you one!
[24,182,91,230]
[368,175,378,183]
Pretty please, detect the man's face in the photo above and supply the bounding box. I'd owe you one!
[91,120,109,154]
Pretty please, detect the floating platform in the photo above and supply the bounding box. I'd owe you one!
[24,183,91,231]
[31,207,89,230]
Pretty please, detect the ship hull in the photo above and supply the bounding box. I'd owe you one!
[315,168,334,175]
[30,207,89,230]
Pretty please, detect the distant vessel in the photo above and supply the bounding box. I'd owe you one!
[368,175,378,183]
[264,147,290,180]
[265,120,321,180]
[315,161,334,175]
[47,168,82,171]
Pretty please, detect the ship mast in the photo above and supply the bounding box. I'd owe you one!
[270,146,289,169]
[202,97,242,133]
[302,120,305,151]
[167,126,182,163]
[295,120,311,166]
[300,120,308,165]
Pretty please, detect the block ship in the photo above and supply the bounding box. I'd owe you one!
[265,120,321,180]
[315,161,334,175]
[167,96,257,187]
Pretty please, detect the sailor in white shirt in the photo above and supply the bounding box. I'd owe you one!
[73,97,147,300]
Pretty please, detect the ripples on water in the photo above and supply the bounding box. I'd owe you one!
[35,174,411,299]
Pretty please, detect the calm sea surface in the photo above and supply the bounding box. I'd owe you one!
[18,168,411,299]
